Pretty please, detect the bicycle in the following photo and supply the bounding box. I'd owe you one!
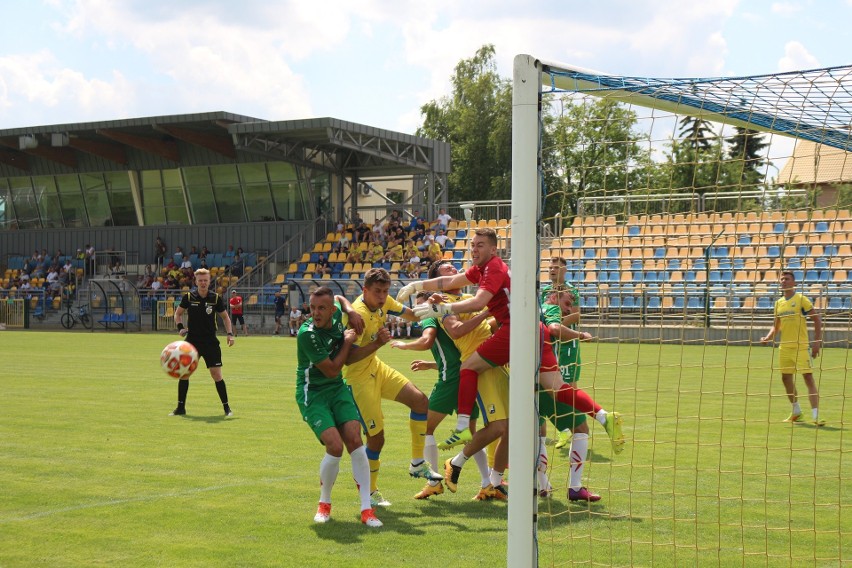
[61,303,92,329]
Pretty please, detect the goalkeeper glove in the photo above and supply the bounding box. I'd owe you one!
[413,302,453,321]
[396,281,424,302]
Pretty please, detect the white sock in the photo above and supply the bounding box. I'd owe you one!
[595,409,608,426]
[319,453,341,504]
[812,407,819,420]
[792,402,802,415]
[489,469,504,488]
[569,433,589,490]
[451,451,469,468]
[424,435,438,477]
[350,446,372,511]
[455,414,471,431]
[472,449,491,487]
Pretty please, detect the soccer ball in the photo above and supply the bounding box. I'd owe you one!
[160,341,199,379]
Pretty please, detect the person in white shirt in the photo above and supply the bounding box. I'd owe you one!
[289,307,303,336]
[434,208,452,231]
[435,228,451,248]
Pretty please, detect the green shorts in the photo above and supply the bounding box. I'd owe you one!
[537,388,587,431]
[297,383,361,443]
[428,376,480,419]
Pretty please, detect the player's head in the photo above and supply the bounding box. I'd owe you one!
[780,270,796,293]
[415,290,432,305]
[549,287,577,314]
[548,256,568,283]
[194,268,211,290]
[470,228,498,267]
[309,286,335,328]
[427,259,457,279]
[362,267,392,310]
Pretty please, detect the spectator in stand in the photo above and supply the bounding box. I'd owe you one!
[388,209,402,226]
[273,291,288,335]
[237,247,245,257]
[289,304,302,336]
[301,301,311,325]
[46,265,59,285]
[433,208,452,231]
[354,222,371,245]
[228,255,245,278]
[372,221,386,245]
[418,230,435,252]
[155,237,167,265]
[403,251,423,278]
[409,210,426,233]
[199,259,209,270]
[336,218,346,233]
[346,247,363,264]
[175,246,185,258]
[229,289,248,336]
[426,238,442,264]
[435,228,451,249]
[367,241,385,264]
[334,232,350,253]
[150,278,163,295]
[225,244,236,257]
[75,248,86,262]
[403,239,419,260]
[20,279,32,299]
[48,276,62,299]
[180,256,194,278]
[110,260,126,278]
[62,257,74,275]
[316,254,332,275]
[85,243,96,276]
[141,265,156,288]
[189,245,199,256]
[199,246,210,260]
[382,239,403,262]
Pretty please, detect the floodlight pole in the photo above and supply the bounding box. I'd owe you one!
[704,229,725,327]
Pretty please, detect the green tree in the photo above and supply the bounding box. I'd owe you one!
[726,126,768,186]
[417,45,512,202]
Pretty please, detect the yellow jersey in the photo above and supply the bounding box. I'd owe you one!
[439,293,492,359]
[343,294,405,380]
[774,292,814,349]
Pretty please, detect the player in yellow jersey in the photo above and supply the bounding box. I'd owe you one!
[344,268,443,508]
[760,271,824,425]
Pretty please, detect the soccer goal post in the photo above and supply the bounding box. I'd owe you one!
[509,54,852,566]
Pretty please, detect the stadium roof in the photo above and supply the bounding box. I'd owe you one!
[0,112,450,179]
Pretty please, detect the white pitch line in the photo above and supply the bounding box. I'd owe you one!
[1,476,296,524]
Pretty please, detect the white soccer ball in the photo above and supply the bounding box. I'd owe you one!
[160,340,199,379]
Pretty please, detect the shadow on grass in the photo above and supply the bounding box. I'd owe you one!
[537,498,642,528]
[178,414,237,424]
[311,507,431,542]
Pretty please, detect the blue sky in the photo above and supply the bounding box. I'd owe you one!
[0,0,849,135]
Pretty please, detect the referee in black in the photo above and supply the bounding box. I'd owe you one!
[171,268,235,416]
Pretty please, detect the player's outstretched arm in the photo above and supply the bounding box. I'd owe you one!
[396,272,473,302]
[547,322,592,342]
[392,327,436,351]
[335,294,364,335]
[441,309,490,340]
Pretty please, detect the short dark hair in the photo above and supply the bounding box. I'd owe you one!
[311,286,334,300]
[364,267,391,287]
[473,227,498,246]
[781,270,796,281]
[428,260,450,279]
[550,256,567,267]
[415,290,432,302]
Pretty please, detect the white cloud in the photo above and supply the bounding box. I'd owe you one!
[771,2,802,16]
[0,49,134,126]
[777,41,820,72]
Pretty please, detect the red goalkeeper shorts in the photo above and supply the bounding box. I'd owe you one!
[475,322,558,372]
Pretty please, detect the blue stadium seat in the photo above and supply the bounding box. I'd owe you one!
[814,257,829,269]
[572,238,583,248]
[730,297,742,309]
[456,230,466,240]
[815,221,829,232]
[721,270,733,282]
[654,247,665,258]
[828,297,843,310]
[737,235,752,245]
[819,270,832,282]
[673,296,685,309]
[773,222,785,233]
[804,270,819,282]
[756,297,772,309]
[796,245,810,257]
[824,245,839,257]
[786,257,801,268]
[767,246,780,257]
[607,259,619,270]
[610,296,622,309]
[709,270,722,283]
[732,258,745,270]
[685,271,696,282]
[667,259,681,270]
[622,296,636,309]
[583,248,596,259]
[631,260,643,271]
[607,248,619,259]
[647,296,661,310]
[597,272,608,283]
[627,225,640,236]
[581,296,598,309]
[794,270,805,282]
[686,297,702,309]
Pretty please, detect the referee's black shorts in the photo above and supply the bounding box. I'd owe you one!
[186,337,222,368]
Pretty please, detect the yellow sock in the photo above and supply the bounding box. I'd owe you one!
[410,415,427,461]
[486,438,499,470]
[368,458,380,493]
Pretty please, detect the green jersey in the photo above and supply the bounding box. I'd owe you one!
[541,302,581,383]
[422,317,462,383]
[296,303,348,405]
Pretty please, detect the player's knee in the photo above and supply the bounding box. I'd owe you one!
[366,431,385,451]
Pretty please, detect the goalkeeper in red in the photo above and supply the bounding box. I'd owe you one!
[296,287,382,527]
[397,227,624,453]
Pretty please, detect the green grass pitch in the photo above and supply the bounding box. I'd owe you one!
[1,331,849,567]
